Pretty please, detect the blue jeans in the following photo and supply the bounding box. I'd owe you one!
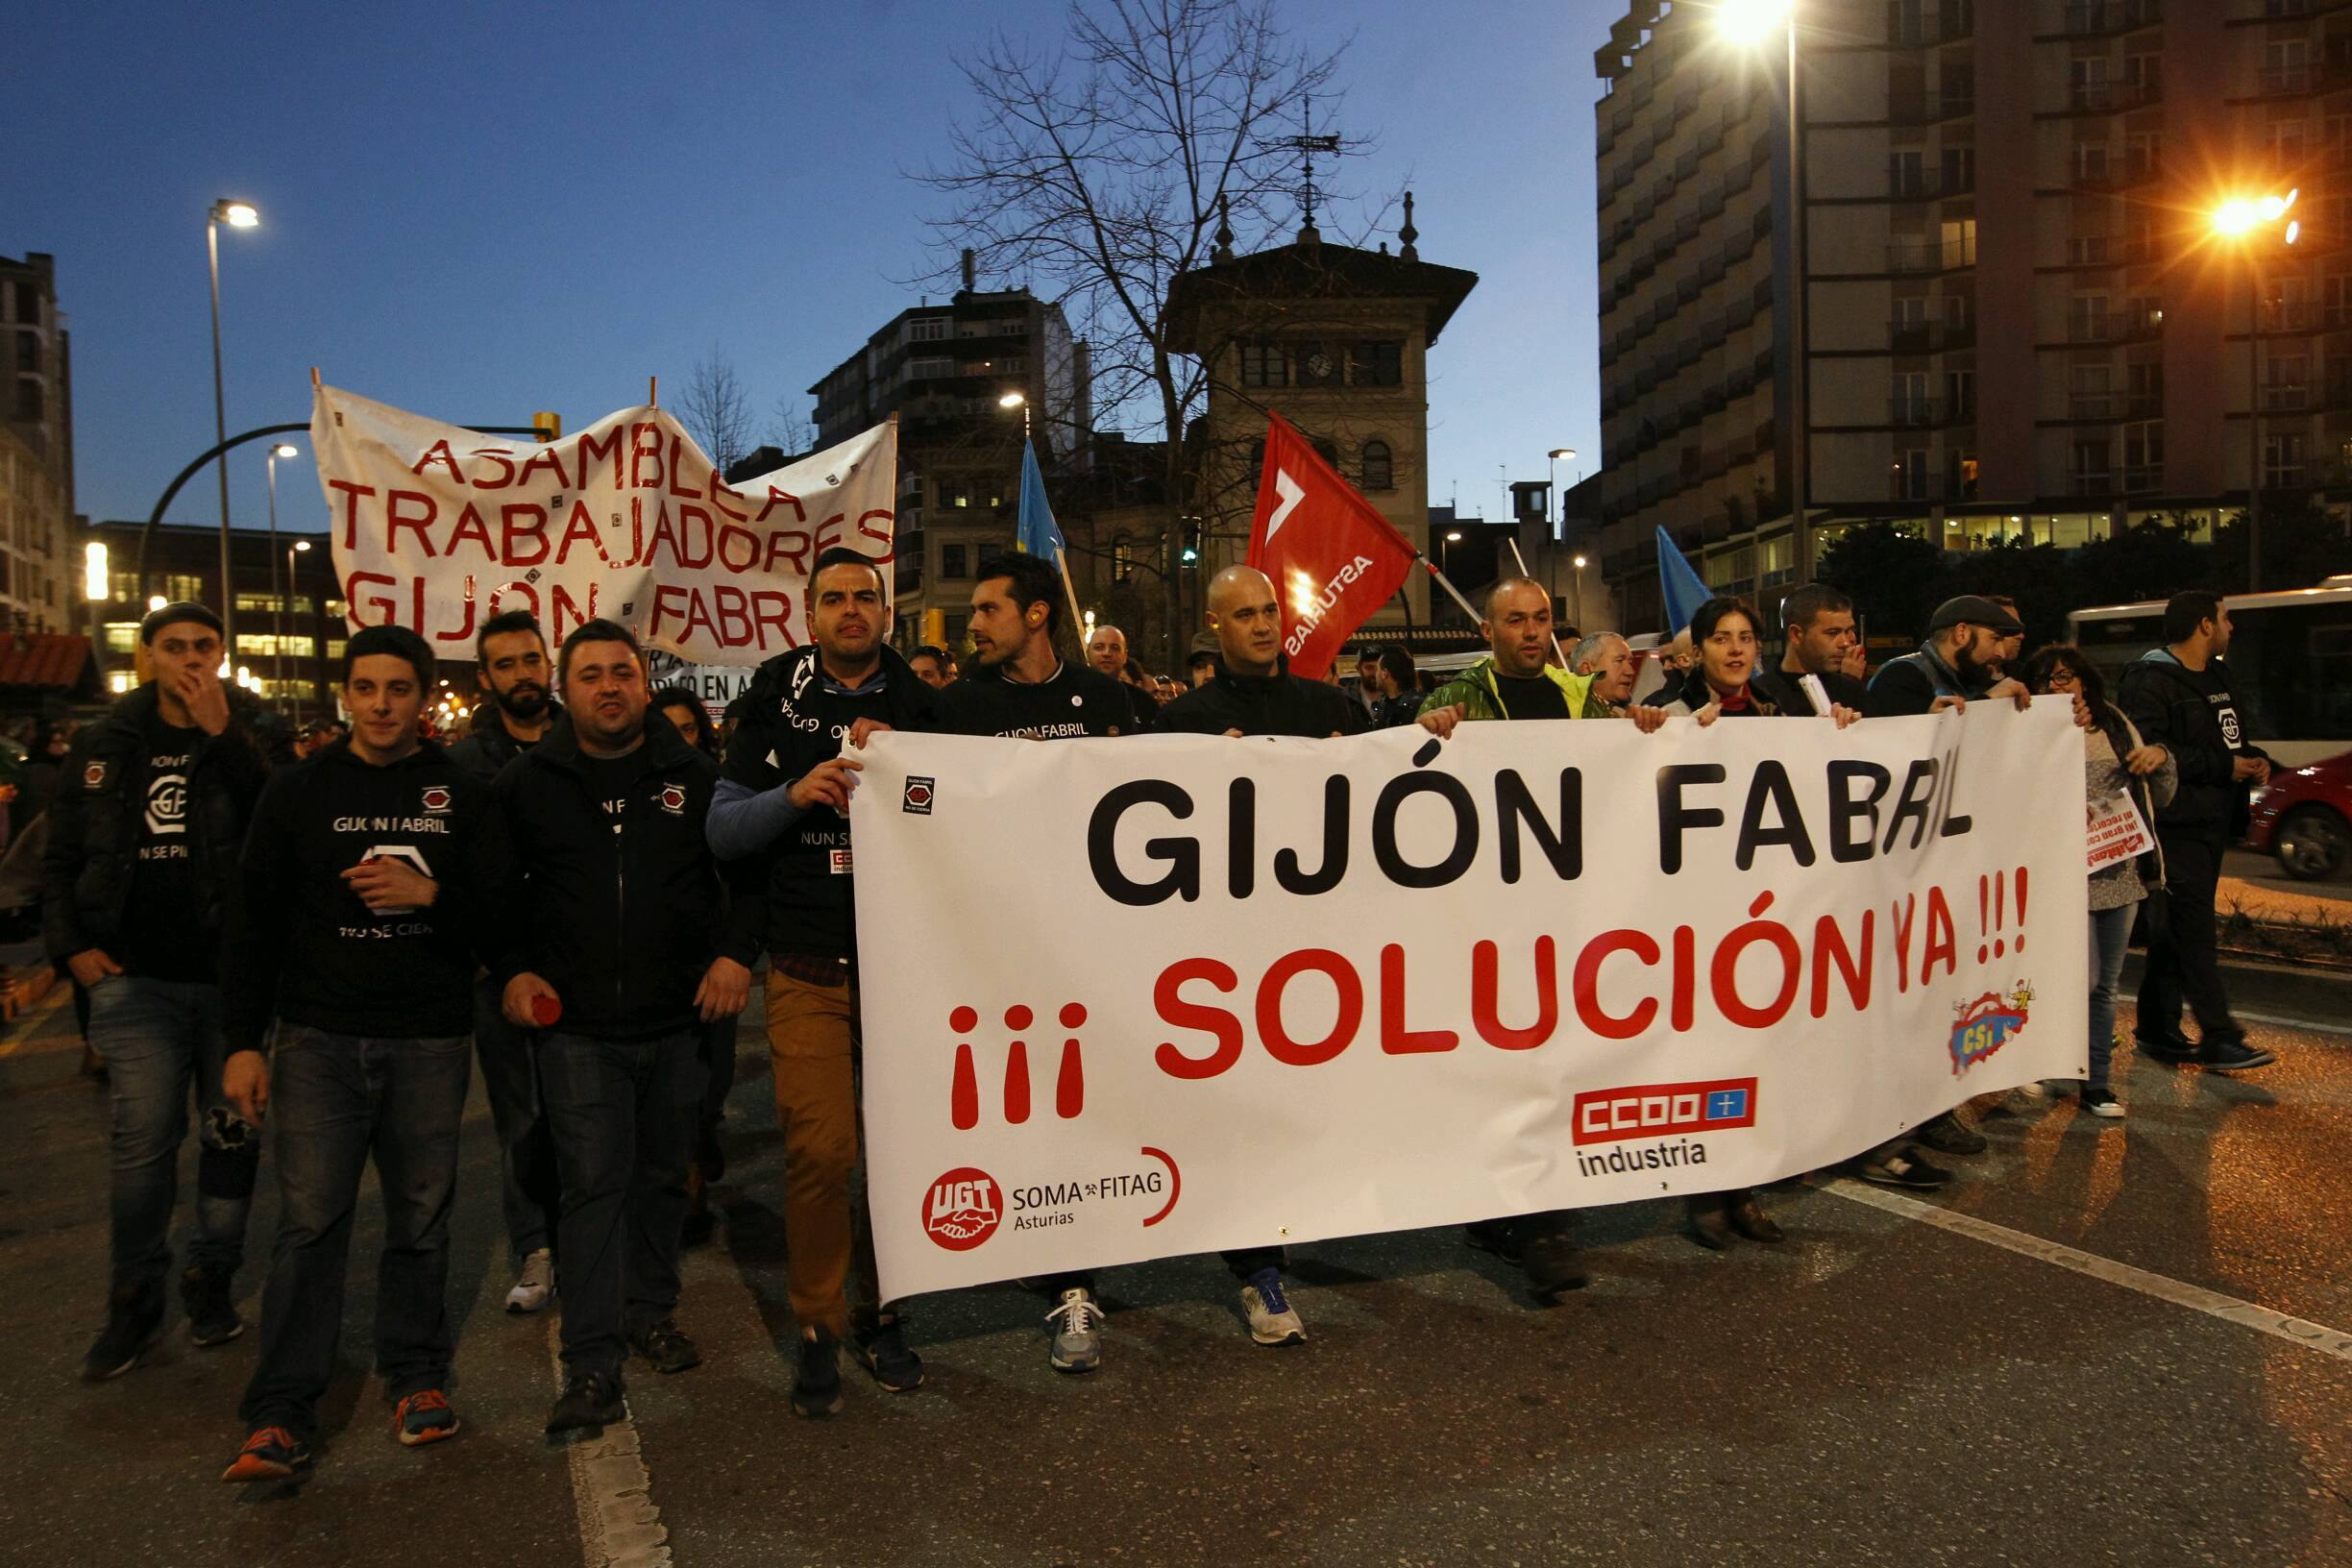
[238,1027,472,1436]
[86,976,256,1296]
[474,977,560,1261]
[537,1029,702,1378]
[2088,902,2136,1093]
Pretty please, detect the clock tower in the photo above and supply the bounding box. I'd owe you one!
[1164,193,1478,635]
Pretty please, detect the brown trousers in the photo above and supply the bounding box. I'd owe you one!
[765,968,881,1335]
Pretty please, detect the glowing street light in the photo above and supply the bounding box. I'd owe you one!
[85,541,108,602]
[2209,186,2303,590]
[213,201,258,229]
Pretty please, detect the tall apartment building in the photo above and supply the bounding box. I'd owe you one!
[1592,0,2352,630]
[806,259,1083,648]
[2,252,74,631]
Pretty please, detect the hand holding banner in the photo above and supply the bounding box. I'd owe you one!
[1245,412,1418,680]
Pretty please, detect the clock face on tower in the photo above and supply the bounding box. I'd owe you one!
[1305,352,1334,380]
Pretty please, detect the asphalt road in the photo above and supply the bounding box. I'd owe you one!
[1,979,2346,1568]
[2223,846,2352,903]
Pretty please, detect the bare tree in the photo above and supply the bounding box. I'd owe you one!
[767,395,818,459]
[678,346,754,474]
[916,0,1360,660]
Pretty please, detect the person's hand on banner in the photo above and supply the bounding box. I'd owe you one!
[1986,676,2031,710]
[2124,743,2168,776]
[1830,703,1863,729]
[1693,700,1724,728]
[1628,704,1670,734]
[846,719,894,750]
[789,757,864,811]
[695,957,751,1022]
[1415,704,1464,739]
[1930,694,1967,715]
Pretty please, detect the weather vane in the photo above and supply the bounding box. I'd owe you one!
[1278,94,1342,242]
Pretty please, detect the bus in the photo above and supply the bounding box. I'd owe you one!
[2068,576,2352,768]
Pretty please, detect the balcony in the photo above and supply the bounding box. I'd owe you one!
[1888,90,1976,124]
[2261,381,2314,410]
[2059,0,2161,35]
[1891,395,1965,427]
[1888,234,1977,273]
[1888,167,1975,201]
[1888,317,1976,353]
[2122,464,2164,493]
[2069,392,2118,419]
[2069,470,2117,499]
[1890,2,1974,44]
[2258,63,2314,97]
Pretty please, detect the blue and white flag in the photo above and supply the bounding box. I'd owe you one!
[1017,443,1064,558]
[1656,526,1711,633]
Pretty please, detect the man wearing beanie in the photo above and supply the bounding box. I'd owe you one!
[216,625,506,1482]
[44,600,271,1381]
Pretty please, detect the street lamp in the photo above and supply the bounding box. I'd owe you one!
[2211,186,2299,591]
[1571,552,1589,631]
[266,443,300,713]
[1715,0,1808,586]
[1547,447,1578,543]
[207,197,260,651]
[287,539,312,723]
[85,541,108,688]
[998,389,1030,444]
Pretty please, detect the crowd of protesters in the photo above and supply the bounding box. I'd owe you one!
[33,555,2277,1486]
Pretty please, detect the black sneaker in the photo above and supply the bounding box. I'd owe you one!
[792,1330,844,1418]
[1519,1230,1591,1303]
[850,1315,925,1393]
[545,1368,625,1434]
[2136,1032,2197,1065]
[181,1263,243,1348]
[1462,1218,1524,1265]
[1912,1110,1988,1156]
[1852,1147,1952,1189]
[79,1283,165,1382]
[2199,1039,2277,1072]
[628,1318,702,1375]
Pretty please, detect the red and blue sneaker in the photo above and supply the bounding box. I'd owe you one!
[222,1426,311,1482]
[394,1389,460,1447]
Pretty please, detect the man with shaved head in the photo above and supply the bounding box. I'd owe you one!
[1085,623,1128,680]
[1160,566,1364,742]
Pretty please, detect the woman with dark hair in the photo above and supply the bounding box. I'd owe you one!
[650,686,719,759]
[2024,645,2175,1118]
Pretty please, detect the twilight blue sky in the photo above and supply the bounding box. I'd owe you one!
[6,0,1614,535]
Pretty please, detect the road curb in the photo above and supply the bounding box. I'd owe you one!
[2122,950,2351,1025]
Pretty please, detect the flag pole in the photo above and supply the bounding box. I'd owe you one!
[1051,545,1087,657]
[1417,555,1483,623]
[1505,538,1575,670]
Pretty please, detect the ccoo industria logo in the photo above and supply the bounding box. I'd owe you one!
[1949,983,2033,1075]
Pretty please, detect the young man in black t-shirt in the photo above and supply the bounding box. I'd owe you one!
[217,625,505,1482]
[45,601,270,1381]
[940,553,1139,1373]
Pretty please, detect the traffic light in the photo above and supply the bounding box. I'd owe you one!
[532,410,562,443]
[1179,519,1202,565]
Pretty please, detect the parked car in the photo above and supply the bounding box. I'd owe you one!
[2244,750,2352,881]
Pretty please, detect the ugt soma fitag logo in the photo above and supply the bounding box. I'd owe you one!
[1570,1077,1757,1178]
[1949,983,2033,1075]
[922,1167,1003,1251]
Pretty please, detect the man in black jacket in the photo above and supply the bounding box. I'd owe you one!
[1864,595,2026,718]
[1162,565,1366,741]
[447,609,566,1313]
[1750,583,1872,717]
[216,625,503,1482]
[708,548,942,1417]
[46,601,270,1381]
[498,620,762,1434]
[2119,591,2276,1072]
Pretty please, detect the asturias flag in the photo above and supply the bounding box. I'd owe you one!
[1656,526,1712,633]
[1245,412,1417,680]
[1017,442,1064,558]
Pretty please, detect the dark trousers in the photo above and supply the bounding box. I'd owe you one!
[537,1028,702,1377]
[2138,831,2242,1047]
[239,1027,472,1437]
[473,977,560,1261]
[86,977,257,1296]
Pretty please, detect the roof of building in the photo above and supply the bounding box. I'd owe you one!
[1164,238,1480,354]
[0,633,96,695]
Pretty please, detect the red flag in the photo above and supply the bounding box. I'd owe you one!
[1243,412,1418,680]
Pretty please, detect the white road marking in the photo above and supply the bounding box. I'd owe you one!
[2234,1009,2352,1038]
[1822,1178,2352,1362]
[548,1318,673,1567]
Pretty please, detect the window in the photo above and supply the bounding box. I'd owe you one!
[1894,449,1930,501]
[10,281,36,325]
[235,633,315,657]
[1892,371,1931,425]
[13,379,39,422]
[326,638,347,661]
[943,613,968,646]
[1112,535,1134,581]
[1239,341,1287,388]
[908,356,954,380]
[103,622,139,654]
[2121,53,2161,96]
[1891,149,1925,198]
[2069,234,2111,265]
[2123,421,2164,487]
[1939,146,1974,192]
[2071,437,2112,485]
[2070,363,2113,419]
[1361,440,1394,490]
[1947,452,1980,501]
[1893,295,1927,331]
[1293,341,1340,387]
[2264,352,2310,408]
[2069,294,2110,343]
[234,592,293,614]
[163,573,205,602]
[1349,341,1403,387]
[940,543,968,579]
[1311,436,1339,467]
[2070,57,2108,111]
[13,331,34,373]
[990,355,1026,375]
[1944,292,1974,332]
[2265,430,2309,486]
[909,318,948,342]
[2071,142,2109,184]
[1945,369,1975,420]
[2124,132,2162,182]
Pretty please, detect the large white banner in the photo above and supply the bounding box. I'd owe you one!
[852,704,2089,1301]
[312,384,894,666]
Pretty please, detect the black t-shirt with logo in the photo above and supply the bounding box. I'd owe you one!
[119,715,209,982]
[1495,674,1571,723]
[582,751,642,825]
[940,661,1142,740]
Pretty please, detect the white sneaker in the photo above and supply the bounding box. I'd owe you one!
[1045,1287,1103,1373]
[505,1248,555,1313]
[1239,1276,1307,1347]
